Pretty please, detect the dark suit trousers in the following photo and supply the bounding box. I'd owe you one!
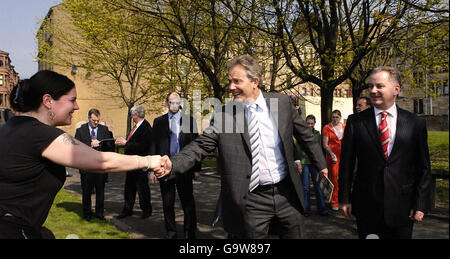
[160,173,197,238]
[244,178,305,239]
[80,172,107,217]
[122,170,152,213]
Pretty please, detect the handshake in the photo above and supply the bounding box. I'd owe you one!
[147,155,173,179]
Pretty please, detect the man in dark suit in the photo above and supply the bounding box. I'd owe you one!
[75,108,114,221]
[150,92,201,239]
[338,66,432,239]
[115,105,153,219]
[155,55,327,238]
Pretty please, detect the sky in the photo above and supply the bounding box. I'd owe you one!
[0,0,63,79]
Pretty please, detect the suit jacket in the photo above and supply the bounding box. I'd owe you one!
[124,119,153,157]
[75,123,114,174]
[170,92,327,236]
[338,106,432,228]
[150,113,201,180]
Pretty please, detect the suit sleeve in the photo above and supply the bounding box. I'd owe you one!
[103,129,115,152]
[291,98,326,171]
[338,114,357,205]
[414,117,432,213]
[148,119,158,155]
[125,123,153,155]
[74,127,88,145]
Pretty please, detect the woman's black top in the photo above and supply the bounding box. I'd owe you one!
[0,116,66,228]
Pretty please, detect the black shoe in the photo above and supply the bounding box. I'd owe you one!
[141,211,152,219]
[116,211,133,219]
[83,215,92,222]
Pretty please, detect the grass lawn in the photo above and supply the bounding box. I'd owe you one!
[429,131,449,205]
[43,189,132,239]
[43,131,448,238]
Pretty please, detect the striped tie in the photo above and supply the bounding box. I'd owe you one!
[248,104,261,192]
[379,111,389,159]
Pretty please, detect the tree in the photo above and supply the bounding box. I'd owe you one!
[266,0,419,126]
[37,0,166,132]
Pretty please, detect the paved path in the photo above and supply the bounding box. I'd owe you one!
[64,168,449,239]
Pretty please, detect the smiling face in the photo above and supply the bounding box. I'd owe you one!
[51,87,79,126]
[228,64,260,104]
[369,71,400,110]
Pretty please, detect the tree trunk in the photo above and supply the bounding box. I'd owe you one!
[321,85,335,129]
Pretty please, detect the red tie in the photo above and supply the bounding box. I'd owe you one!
[126,124,137,141]
[379,111,389,158]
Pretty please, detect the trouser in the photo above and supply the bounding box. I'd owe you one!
[301,164,328,213]
[80,172,107,217]
[244,178,306,239]
[0,216,54,239]
[122,170,152,213]
[160,173,197,238]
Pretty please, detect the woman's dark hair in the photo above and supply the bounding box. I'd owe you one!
[9,70,75,113]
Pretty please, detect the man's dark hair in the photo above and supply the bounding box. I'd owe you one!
[88,108,101,118]
[357,96,372,107]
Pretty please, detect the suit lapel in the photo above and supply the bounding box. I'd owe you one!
[235,101,250,152]
[363,108,386,160]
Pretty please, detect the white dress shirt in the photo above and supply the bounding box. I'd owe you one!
[245,92,288,185]
[374,103,397,157]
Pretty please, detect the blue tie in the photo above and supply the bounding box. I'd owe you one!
[169,115,179,157]
[91,128,96,139]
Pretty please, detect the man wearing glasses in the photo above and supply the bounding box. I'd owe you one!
[149,92,201,239]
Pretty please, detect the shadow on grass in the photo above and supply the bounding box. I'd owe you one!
[56,202,83,218]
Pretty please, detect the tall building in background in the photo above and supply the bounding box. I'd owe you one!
[0,50,19,110]
[37,4,163,137]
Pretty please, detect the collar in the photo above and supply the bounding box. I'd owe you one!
[374,103,397,118]
[88,124,97,130]
[245,91,267,112]
[169,111,181,120]
[134,119,144,128]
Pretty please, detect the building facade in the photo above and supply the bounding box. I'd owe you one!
[37,4,164,137]
[0,50,19,109]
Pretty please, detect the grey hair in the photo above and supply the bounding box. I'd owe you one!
[369,66,402,87]
[130,105,145,118]
[228,55,263,88]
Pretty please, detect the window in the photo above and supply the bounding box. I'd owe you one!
[0,74,3,87]
[302,87,307,96]
[414,99,424,114]
[0,56,3,67]
[443,80,449,96]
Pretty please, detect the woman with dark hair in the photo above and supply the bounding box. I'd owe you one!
[0,70,164,239]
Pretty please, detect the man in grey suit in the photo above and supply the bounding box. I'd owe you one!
[155,55,327,238]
